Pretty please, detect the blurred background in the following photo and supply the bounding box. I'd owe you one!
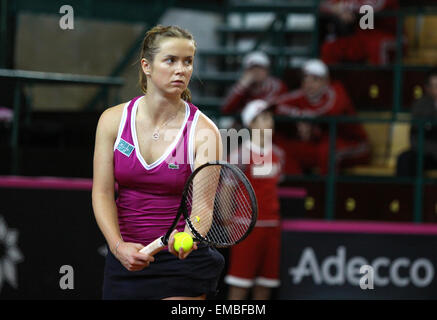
[1,0,437,299]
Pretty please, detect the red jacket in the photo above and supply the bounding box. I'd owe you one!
[320,0,399,34]
[221,76,288,114]
[275,81,368,143]
[230,141,284,221]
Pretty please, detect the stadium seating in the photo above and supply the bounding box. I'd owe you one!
[2,0,437,222]
[404,15,437,65]
[343,113,410,176]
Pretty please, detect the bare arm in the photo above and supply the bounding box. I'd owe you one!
[167,112,223,259]
[92,106,122,253]
[92,105,153,271]
[192,113,223,171]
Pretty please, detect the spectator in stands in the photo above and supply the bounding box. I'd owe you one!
[225,99,283,300]
[319,0,400,65]
[221,51,288,115]
[396,68,437,176]
[274,59,370,175]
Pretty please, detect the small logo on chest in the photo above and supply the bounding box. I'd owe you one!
[116,139,135,157]
[168,163,180,169]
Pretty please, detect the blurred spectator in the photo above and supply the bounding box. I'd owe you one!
[396,69,437,176]
[221,51,288,115]
[274,59,370,175]
[319,0,400,65]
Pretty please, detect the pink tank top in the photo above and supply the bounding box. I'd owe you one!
[113,95,200,246]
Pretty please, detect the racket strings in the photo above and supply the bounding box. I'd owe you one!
[186,166,220,238]
[221,169,252,220]
[215,170,253,244]
[190,167,240,244]
[186,165,255,246]
[213,170,250,241]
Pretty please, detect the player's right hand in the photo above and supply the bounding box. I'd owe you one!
[115,241,155,271]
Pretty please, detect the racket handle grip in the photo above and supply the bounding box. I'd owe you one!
[139,237,165,256]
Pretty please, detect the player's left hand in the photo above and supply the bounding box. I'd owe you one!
[167,229,198,259]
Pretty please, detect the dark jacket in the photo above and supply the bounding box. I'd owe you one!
[410,95,437,158]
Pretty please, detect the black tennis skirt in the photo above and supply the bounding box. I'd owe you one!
[102,244,225,300]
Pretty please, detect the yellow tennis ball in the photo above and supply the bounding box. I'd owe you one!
[173,232,193,252]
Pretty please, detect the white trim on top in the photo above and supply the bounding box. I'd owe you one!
[188,109,201,172]
[131,97,190,171]
[113,101,129,151]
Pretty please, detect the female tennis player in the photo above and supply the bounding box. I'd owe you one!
[92,25,224,300]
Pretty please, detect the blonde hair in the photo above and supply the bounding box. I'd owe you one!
[139,25,196,102]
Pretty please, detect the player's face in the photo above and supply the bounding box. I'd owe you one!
[427,76,437,101]
[302,74,328,98]
[250,111,274,131]
[145,37,195,98]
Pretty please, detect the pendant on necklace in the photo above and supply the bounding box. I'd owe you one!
[152,131,159,140]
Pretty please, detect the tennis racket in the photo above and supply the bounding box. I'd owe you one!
[139,161,258,256]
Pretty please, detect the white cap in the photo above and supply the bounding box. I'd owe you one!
[241,99,270,126]
[242,51,270,69]
[302,59,329,77]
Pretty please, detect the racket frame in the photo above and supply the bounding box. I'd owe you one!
[140,161,258,256]
[182,161,258,247]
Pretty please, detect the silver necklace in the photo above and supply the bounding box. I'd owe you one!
[152,113,178,140]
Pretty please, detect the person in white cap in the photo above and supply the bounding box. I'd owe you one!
[274,59,370,175]
[221,51,287,115]
[225,99,284,300]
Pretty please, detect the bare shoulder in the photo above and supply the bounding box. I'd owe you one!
[195,112,220,136]
[99,103,126,126]
[192,111,223,164]
[97,102,127,137]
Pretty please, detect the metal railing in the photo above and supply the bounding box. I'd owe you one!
[0,68,124,174]
[274,115,437,223]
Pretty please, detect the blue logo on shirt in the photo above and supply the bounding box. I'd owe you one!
[117,139,134,157]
